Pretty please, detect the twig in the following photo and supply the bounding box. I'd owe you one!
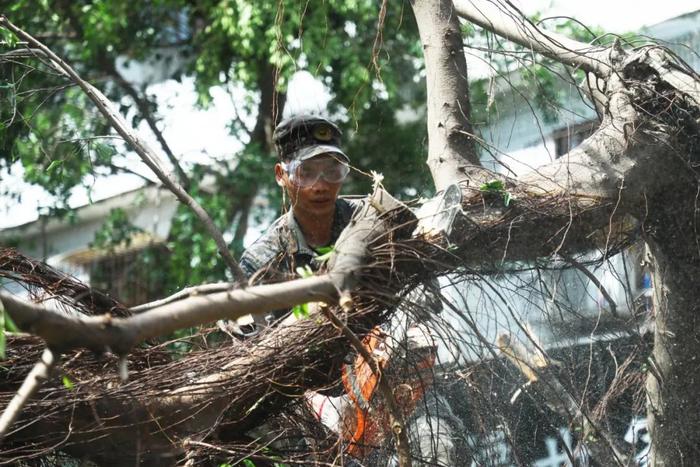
[452,0,612,76]
[0,16,247,284]
[0,348,56,438]
[183,439,329,466]
[498,332,629,465]
[105,62,191,191]
[318,304,413,467]
[562,254,619,317]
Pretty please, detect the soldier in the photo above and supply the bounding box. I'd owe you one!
[231,114,462,465]
[225,114,360,334]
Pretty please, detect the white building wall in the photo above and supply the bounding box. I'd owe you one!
[1,186,179,294]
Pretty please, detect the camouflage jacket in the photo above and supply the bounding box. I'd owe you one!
[238,198,361,325]
[240,198,360,278]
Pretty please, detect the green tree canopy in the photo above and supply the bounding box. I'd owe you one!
[1,0,432,291]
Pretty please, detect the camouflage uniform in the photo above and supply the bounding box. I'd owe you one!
[238,197,360,326]
[233,115,461,463]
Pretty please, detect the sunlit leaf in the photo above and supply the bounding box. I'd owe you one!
[292,303,309,319]
[46,160,63,173]
[61,375,74,390]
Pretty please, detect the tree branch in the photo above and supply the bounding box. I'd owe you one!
[562,254,618,317]
[498,332,629,464]
[0,275,338,355]
[453,0,612,76]
[0,348,56,439]
[105,62,192,191]
[0,16,247,284]
[128,283,234,313]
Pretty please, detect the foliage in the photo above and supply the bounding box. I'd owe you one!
[479,179,514,207]
[61,375,74,390]
[90,208,144,250]
[290,264,314,318]
[1,0,182,209]
[0,297,18,359]
[1,0,431,297]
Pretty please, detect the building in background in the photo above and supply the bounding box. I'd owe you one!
[0,186,178,306]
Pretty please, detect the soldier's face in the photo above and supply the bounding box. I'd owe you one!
[276,154,344,218]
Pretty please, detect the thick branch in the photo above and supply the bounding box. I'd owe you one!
[0,275,338,355]
[454,2,700,111]
[453,0,611,76]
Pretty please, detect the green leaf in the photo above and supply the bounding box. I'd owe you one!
[0,300,16,359]
[503,191,513,207]
[46,160,63,173]
[295,265,314,278]
[292,266,312,319]
[3,312,18,333]
[480,179,514,207]
[315,246,334,255]
[61,375,74,390]
[315,245,335,262]
[243,460,256,467]
[93,142,117,163]
[291,302,309,319]
[0,28,18,47]
[479,179,505,193]
[0,306,5,360]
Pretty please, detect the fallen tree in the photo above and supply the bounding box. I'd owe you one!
[0,0,699,465]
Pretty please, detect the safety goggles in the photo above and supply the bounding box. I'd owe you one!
[282,156,350,187]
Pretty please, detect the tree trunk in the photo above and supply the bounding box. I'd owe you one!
[645,185,700,465]
[409,0,480,191]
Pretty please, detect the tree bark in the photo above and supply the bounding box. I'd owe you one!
[645,181,700,465]
[409,0,481,191]
[414,3,700,466]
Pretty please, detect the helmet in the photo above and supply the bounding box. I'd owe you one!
[273,115,349,162]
